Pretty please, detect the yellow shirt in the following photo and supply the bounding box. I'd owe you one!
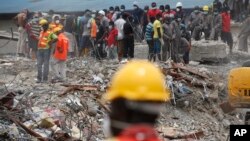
[153,20,163,39]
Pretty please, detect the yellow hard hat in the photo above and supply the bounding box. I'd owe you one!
[39,19,48,25]
[203,5,209,11]
[53,27,62,33]
[104,60,170,102]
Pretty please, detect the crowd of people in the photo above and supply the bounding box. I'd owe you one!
[12,0,250,83]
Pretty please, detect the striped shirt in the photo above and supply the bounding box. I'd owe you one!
[29,19,40,39]
[145,23,153,41]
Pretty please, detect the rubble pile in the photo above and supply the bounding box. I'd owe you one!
[0,56,243,141]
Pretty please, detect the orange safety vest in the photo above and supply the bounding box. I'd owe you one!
[90,19,97,38]
[49,23,63,32]
[38,30,52,49]
[54,33,69,61]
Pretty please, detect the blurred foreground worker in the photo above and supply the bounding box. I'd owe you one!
[221,6,233,54]
[51,27,69,83]
[104,60,170,141]
[238,16,250,52]
[37,19,58,83]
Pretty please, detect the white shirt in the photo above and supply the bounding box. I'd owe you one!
[115,18,126,40]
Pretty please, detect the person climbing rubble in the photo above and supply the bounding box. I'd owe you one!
[103,60,170,141]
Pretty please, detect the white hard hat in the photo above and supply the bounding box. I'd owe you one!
[98,10,105,16]
[176,2,183,8]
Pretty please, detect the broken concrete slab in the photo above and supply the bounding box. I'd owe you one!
[190,40,228,63]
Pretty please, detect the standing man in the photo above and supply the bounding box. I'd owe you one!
[123,16,134,60]
[175,2,185,24]
[142,5,149,37]
[26,12,41,59]
[210,9,222,40]
[221,6,233,54]
[201,5,213,40]
[106,21,118,60]
[13,9,28,57]
[188,6,203,41]
[162,5,176,20]
[162,16,173,62]
[37,19,58,83]
[132,1,144,42]
[238,16,250,52]
[153,14,163,61]
[80,10,92,57]
[148,2,161,21]
[51,27,69,83]
[104,60,170,141]
[115,13,126,61]
[145,17,155,61]
[171,14,182,63]
[64,14,77,58]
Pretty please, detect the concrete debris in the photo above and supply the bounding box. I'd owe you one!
[190,40,228,63]
[0,53,244,141]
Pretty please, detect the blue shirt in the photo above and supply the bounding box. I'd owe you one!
[145,23,153,41]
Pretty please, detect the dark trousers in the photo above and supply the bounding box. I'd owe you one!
[123,35,134,59]
[117,40,124,61]
[147,40,154,61]
[37,49,51,81]
[221,31,233,52]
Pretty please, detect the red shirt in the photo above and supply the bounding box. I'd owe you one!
[115,125,161,141]
[147,9,162,18]
[221,12,231,32]
[107,28,118,47]
[162,10,176,19]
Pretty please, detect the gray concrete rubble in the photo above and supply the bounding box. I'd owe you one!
[0,48,245,141]
[190,40,228,63]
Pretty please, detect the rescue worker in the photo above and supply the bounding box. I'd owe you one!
[180,25,191,64]
[132,1,144,42]
[162,5,176,20]
[115,13,126,61]
[145,17,155,61]
[209,9,222,40]
[106,21,118,60]
[201,5,212,40]
[123,16,135,60]
[95,18,106,59]
[171,13,182,63]
[13,9,28,57]
[64,14,77,58]
[147,2,161,21]
[162,16,173,62]
[159,5,165,13]
[80,10,92,57]
[103,60,170,141]
[107,7,115,21]
[37,19,58,83]
[188,6,203,40]
[142,5,149,37]
[175,2,185,24]
[221,6,233,54]
[238,16,250,52]
[49,16,63,32]
[88,11,98,58]
[51,27,69,83]
[26,12,41,59]
[112,6,121,21]
[153,14,163,61]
